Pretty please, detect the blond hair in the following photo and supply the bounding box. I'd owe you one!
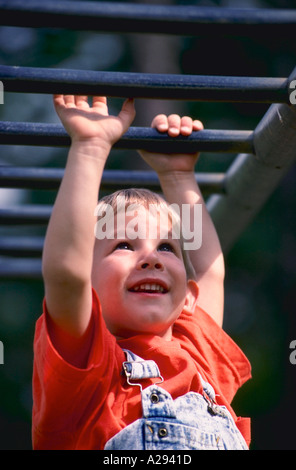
[96,188,196,280]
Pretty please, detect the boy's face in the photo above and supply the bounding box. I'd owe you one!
[92,207,197,340]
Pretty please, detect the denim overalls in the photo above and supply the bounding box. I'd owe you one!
[104,350,248,450]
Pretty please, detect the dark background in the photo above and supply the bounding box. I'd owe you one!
[0,0,296,450]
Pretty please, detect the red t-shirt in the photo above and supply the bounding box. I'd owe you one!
[32,289,251,450]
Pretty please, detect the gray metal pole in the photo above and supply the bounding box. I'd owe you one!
[208,67,296,253]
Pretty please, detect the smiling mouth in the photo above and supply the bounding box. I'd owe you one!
[128,283,168,294]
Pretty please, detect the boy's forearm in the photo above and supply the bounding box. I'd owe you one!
[42,141,110,283]
[158,170,225,280]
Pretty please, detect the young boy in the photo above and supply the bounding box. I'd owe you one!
[32,95,251,450]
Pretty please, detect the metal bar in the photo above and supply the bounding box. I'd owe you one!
[0,258,42,280]
[208,67,296,253]
[0,168,226,225]
[0,65,288,103]
[0,122,254,154]
[0,205,52,225]
[0,167,226,194]
[0,1,296,36]
[0,169,224,258]
[0,236,44,257]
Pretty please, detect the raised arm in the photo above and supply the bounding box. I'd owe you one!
[42,96,135,347]
[138,114,225,327]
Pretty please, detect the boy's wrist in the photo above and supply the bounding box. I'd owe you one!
[69,138,112,162]
[157,169,196,186]
[157,170,200,205]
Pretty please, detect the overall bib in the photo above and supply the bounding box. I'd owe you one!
[104,350,248,450]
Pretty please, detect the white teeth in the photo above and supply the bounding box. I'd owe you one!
[132,283,165,293]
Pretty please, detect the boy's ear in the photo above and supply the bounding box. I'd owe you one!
[183,279,199,314]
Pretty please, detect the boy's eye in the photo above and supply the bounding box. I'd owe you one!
[158,242,175,253]
[114,241,133,251]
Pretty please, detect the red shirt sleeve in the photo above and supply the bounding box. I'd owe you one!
[32,288,125,449]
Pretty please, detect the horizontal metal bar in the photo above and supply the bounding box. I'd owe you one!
[0,205,52,225]
[0,121,254,154]
[0,170,225,255]
[0,167,226,194]
[0,165,227,224]
[0,168,226,226]
[0,1,296,36]
[0,257,42,280]
[0,66,288,103]
[0,236,44,257]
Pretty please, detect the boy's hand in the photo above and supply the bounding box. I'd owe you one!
[138,114,204,174]
[53,95,135,150]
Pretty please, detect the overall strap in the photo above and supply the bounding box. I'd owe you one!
[198,373,216,402]
[122,349,217,402]
[122,349,164,390]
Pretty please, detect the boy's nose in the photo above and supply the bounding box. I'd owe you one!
[137,252,164,271]
[141,261,162,270]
